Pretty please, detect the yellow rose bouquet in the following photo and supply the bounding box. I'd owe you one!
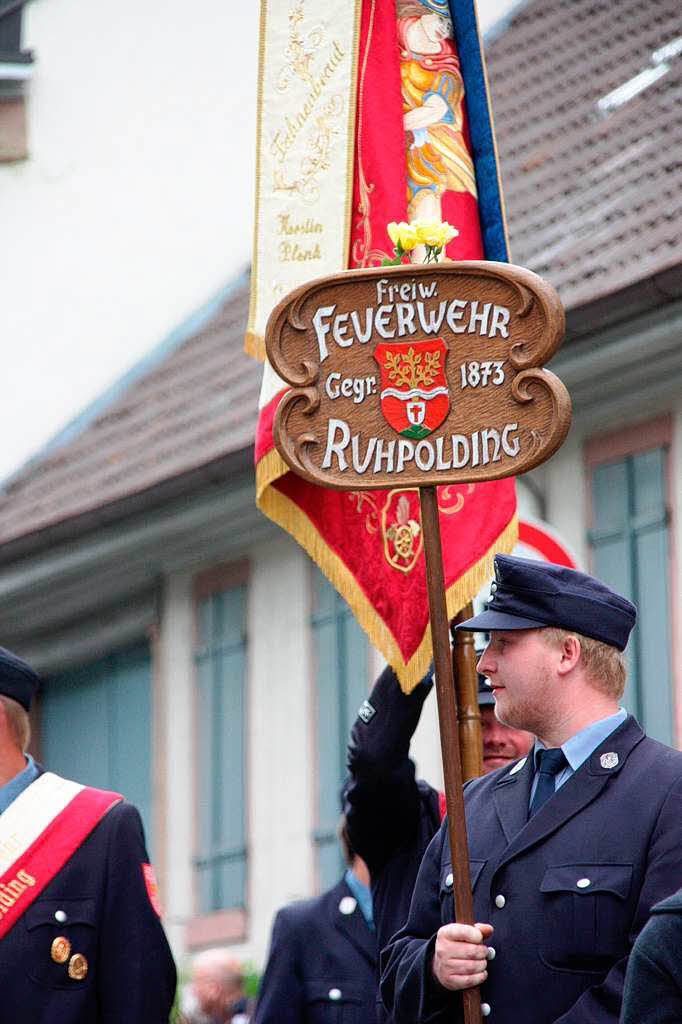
[384,219,459,265]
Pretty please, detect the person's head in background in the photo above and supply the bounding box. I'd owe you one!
[189,948,246,1023]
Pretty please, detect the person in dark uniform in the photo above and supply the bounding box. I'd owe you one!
[621,885,682,1023]
[344,661,532,1022]
[254,820,376,1023]
[381,555,682,1024]
[0,645,177,1023]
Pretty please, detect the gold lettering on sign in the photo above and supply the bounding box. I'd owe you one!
[266,263,571,490]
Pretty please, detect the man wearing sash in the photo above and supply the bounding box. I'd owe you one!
[0,645,177,1022]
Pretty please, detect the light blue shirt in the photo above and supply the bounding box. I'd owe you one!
[0,753,39,815]
[529,708,628,807]
[344,867,374,931]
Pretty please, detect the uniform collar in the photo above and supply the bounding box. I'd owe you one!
[0,753,39,815]
[533,707,628,773]
[491,715,643,870]
[344,868,374,930]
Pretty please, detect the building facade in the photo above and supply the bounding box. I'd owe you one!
[0,0,680,974]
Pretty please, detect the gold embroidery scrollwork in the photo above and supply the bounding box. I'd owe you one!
[348,491,379,534]
[438,483,475,515]
[277,2,325,92]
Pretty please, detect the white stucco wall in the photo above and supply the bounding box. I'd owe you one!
[158,571,196,958]
[241,536,314,967]
[0,0,259,480]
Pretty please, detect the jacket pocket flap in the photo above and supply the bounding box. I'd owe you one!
[540,864,632,899]
[25,897,97,930]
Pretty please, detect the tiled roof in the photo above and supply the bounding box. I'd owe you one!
[485,0,682,308]
[0,274,261,545]
[0,0,680,545]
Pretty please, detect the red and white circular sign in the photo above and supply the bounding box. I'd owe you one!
[515,517,578,569]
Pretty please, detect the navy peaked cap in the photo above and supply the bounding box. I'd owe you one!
[456,554,637,651]
[0,646,40,710]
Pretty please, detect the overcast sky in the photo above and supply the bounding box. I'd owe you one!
[1,0,521,484]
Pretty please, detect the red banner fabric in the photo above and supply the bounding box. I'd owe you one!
[255,0,516,690]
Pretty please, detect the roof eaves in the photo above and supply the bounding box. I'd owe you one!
[0,265,251,492]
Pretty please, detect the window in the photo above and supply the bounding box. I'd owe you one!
[41,643,154,851]
[587,421,673,743]
[311,569,369,889]
[0,2,34,162]
[193,568,248,916]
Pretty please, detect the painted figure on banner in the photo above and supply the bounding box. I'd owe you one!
[398,1,478,257]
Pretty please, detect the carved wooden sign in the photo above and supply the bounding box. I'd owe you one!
[265,262,571,489]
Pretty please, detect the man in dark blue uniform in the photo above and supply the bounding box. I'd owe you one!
[381,555,682,1023]
[254,821,376,1023]
[344,662,532,1022]
[0,645,177,1022]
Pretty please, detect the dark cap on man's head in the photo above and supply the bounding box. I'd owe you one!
[456,554,637,651]
[0,647,40,710]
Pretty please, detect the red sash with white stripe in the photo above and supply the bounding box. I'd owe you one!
[0,772,122,939]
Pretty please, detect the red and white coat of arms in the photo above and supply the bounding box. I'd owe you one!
[374,338,450,440]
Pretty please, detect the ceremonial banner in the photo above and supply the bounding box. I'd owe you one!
[246,0,363,356]
[250,0,517,690]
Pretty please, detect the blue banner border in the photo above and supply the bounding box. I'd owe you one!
[448,0,510,262]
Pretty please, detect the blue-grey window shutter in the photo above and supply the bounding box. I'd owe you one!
[590,447,672,744]
[194,585,247,912]
[311,570,368,890]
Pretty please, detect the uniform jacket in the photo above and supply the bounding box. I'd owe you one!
[344,667,440,1023]
[620,885,682,1023]
[344,667,440,942]
[381,716,682,1024]
[0,794,177,1023]
[254,877,377,1024]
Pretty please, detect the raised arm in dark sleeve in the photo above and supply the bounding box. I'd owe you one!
[344,665,435,877]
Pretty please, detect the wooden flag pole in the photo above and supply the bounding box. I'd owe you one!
[420,485,482,1024]
[266,259,571,1024]
[452,605,483,782]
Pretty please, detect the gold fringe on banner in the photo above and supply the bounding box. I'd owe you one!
[244,330,265,362]
[256,453,517,692]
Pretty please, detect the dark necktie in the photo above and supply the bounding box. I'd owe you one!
[529,748,568,817]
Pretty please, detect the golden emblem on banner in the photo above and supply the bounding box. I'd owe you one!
[382,491,422,573]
